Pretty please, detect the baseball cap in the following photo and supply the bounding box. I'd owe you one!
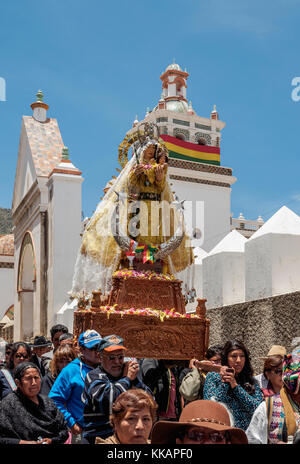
[98,334,127,352]
[78,330,102,349]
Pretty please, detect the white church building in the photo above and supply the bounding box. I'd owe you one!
[9,90,83,340]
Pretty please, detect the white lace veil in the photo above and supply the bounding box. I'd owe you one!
[70,154,136,300]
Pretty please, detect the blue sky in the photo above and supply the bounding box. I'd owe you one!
[0,0,300,221]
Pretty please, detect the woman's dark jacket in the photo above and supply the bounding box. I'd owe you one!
[141,358,184,418]
[40,372,55,396]
[0,370,14,400]
[0,390,69,444]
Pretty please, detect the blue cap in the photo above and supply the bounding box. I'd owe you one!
[78,330,102,349]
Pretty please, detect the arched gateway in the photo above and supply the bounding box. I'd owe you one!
[17,232,36,340]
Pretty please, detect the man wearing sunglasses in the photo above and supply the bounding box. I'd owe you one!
[49,329,101,444]
[82,334,152,444]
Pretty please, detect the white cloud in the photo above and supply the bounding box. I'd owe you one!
[185,0,299,39]
[290,194,300,202]
[209,1,273,37]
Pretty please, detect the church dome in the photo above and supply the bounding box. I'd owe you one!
[166,62,182,72]
[165,99,188,113]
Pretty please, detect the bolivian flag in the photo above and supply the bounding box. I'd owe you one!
[160,134,220,166]
[135,243,159,264]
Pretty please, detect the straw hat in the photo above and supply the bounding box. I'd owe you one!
[259,345,286,361]
[151,400,248,444]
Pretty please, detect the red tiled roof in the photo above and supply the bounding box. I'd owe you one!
[0,234,14,256]
[23,116,64,177]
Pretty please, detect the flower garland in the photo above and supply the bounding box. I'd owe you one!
[93,305,200,321]
[113,269,176,280]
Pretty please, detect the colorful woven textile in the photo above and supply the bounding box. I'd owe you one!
[283,349,300,394]
[267,394,286,443]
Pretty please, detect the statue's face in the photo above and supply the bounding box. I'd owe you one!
[143,144,156,162]
[159,154,166,164]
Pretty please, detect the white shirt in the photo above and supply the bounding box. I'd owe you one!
[246,401,268,444]
[254,373,268,390]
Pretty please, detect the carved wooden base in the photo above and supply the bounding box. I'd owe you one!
[108,275,186,314]
[73,309,210,360]
[74,274,210,360]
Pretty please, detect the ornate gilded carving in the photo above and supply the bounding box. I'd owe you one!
[91,290,102,309]
[77,295,90,310]
[73,275,210,360]
[196,298,207,318]
[108,276,186,314]
[74,310,207,360]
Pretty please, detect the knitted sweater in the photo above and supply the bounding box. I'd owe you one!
[203,371,263,430]
[82,365,152,439]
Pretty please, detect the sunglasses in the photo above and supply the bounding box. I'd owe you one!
[103,354,124,361]
[272,368,283,375]
[15,354,29,359]
[87,346,99,351]
[184,429,226,443]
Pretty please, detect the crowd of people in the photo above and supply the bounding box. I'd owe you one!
[0,324,299,445]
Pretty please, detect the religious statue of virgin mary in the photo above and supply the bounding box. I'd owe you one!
[70,123,194,301]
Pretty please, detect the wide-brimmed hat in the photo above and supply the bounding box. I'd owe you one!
[283,349,300,394]
[30,336,52,348]
[78,330,102,349]
[98,334,127,353]
[151,400,248,444]
[259,345,286,360]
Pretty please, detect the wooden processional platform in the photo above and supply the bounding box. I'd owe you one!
[73,274,210,360]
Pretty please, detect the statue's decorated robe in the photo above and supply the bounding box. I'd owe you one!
[128,160,193,273]
[128,160,168,247]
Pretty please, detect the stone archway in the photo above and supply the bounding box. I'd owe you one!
[195,132,211,146]
[17,232,36,341]
[173,127,189,141]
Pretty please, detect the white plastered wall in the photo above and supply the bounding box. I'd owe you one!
[0,267,14,320]
[203,252,245,309]
[12,121,36,212]
[47,173,82,329]
[170,179,231,253]
[245,233,300,301]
